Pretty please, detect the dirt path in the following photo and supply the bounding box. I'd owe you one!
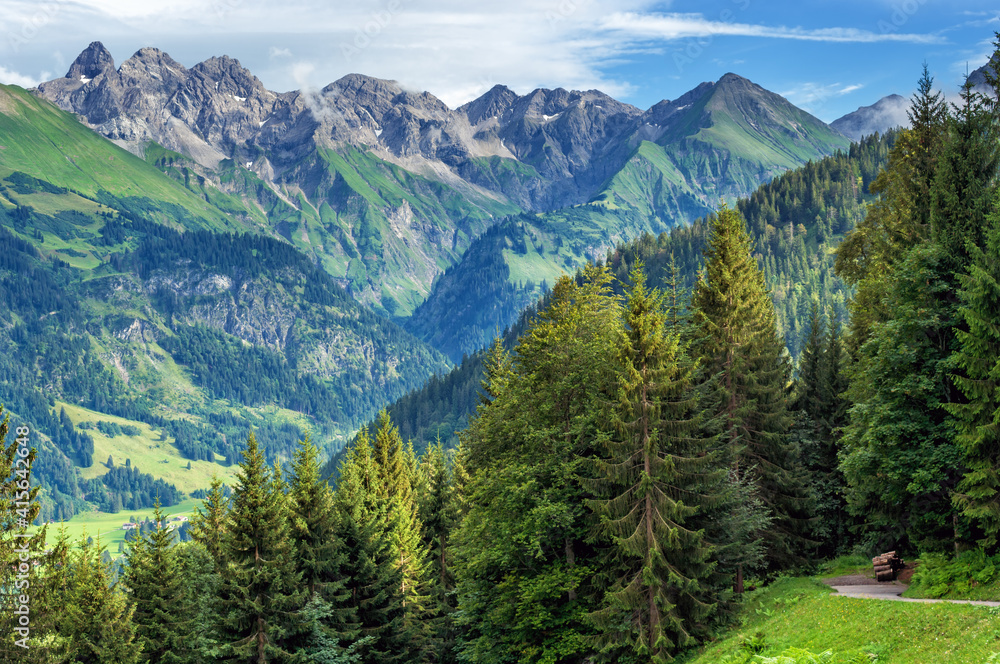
[822,574,1000,607]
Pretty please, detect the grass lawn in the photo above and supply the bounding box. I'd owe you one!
[57,400,238,494]
[678,577,1000,663]
[37,497,204,559]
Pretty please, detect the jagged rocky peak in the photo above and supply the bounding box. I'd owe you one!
[191,55,271,100]
[508,86,641,122]
[327,74,402,107]
[117,47,187,87]
[65,41,115,80]
[460,84,518,124]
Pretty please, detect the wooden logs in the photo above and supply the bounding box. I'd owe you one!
[871,551,904,582]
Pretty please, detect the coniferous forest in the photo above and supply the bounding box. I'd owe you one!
[4,40,1000,664]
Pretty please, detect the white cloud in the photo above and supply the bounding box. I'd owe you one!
[601,12,946,44]
[0,65,49,88]
[780,82,866,110]
[0,0,951,110]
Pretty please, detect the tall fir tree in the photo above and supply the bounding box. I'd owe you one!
[174,541,222,661]
[930,74,1000,271]
[840,241,967,551]
[841,50,1000,553]
[61,534,142,664]
[690,203,814,569]
[215,431,306,664]
[288,433,356,646]
[836,67,948,353]
[586,262,720,663]
[373,412,434,662]
[949,203,1000,549]
[416,439,459,664]
[794,309,851,555]
[907,62,950,234]
[188,474,229,570]
[332,428,406,664]
[122,499,194,664]
[455,265,622,664]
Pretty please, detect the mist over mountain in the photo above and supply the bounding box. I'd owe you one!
[832,94,910,142]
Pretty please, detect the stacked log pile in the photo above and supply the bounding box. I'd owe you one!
[872,551,904,582]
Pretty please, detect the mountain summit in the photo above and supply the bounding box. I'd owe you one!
[35,42,848,317]
[832,94,910,141]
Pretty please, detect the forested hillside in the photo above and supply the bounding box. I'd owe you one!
[0,86,451,521]
[374,131,894,457]
[6,41,1000,661]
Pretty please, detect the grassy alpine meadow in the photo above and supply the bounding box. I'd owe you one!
[677,577,1000,664]
[38,497,203,559]
[57,400,240,494]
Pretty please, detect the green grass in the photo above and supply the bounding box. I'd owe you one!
[39,497,204,559]
[816,554,876,580]
[678,577,1000,664]
[0,85,241,231]
[57,400,238,494]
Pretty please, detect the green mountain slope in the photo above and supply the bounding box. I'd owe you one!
[406,77,851,360]
[376,133,893,456]
[0,85,250,232]
[0,89,452,522]
[142,139,520,316]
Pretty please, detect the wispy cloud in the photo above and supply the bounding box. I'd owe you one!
[0,0,955,111]
[601,12,946,44]
[0,65,50,88]
[780,82,866,110]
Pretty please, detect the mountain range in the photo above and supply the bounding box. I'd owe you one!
[0,39,909,518]
[36,42,849,320]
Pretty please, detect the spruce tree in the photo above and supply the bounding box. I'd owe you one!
[188,474,229,570]
[62,534,141,664]
[454,265,622,664]
[949,208,1000,549]
[840,241,966,551]
[333,429,406,664]
[373,413,433,662]
[174,541,222,662]
[587,262,719,663]
[122,499,193,664]
[690,204,813,569]
[836,68,948,352]
[289,433,355,639]
[930,75,1000,271]
[11,524,69,663]
[416,439,458,664]
[215,431,305,664]
[907,63,949,233]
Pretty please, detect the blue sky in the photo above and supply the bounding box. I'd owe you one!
[0,0,996,122]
